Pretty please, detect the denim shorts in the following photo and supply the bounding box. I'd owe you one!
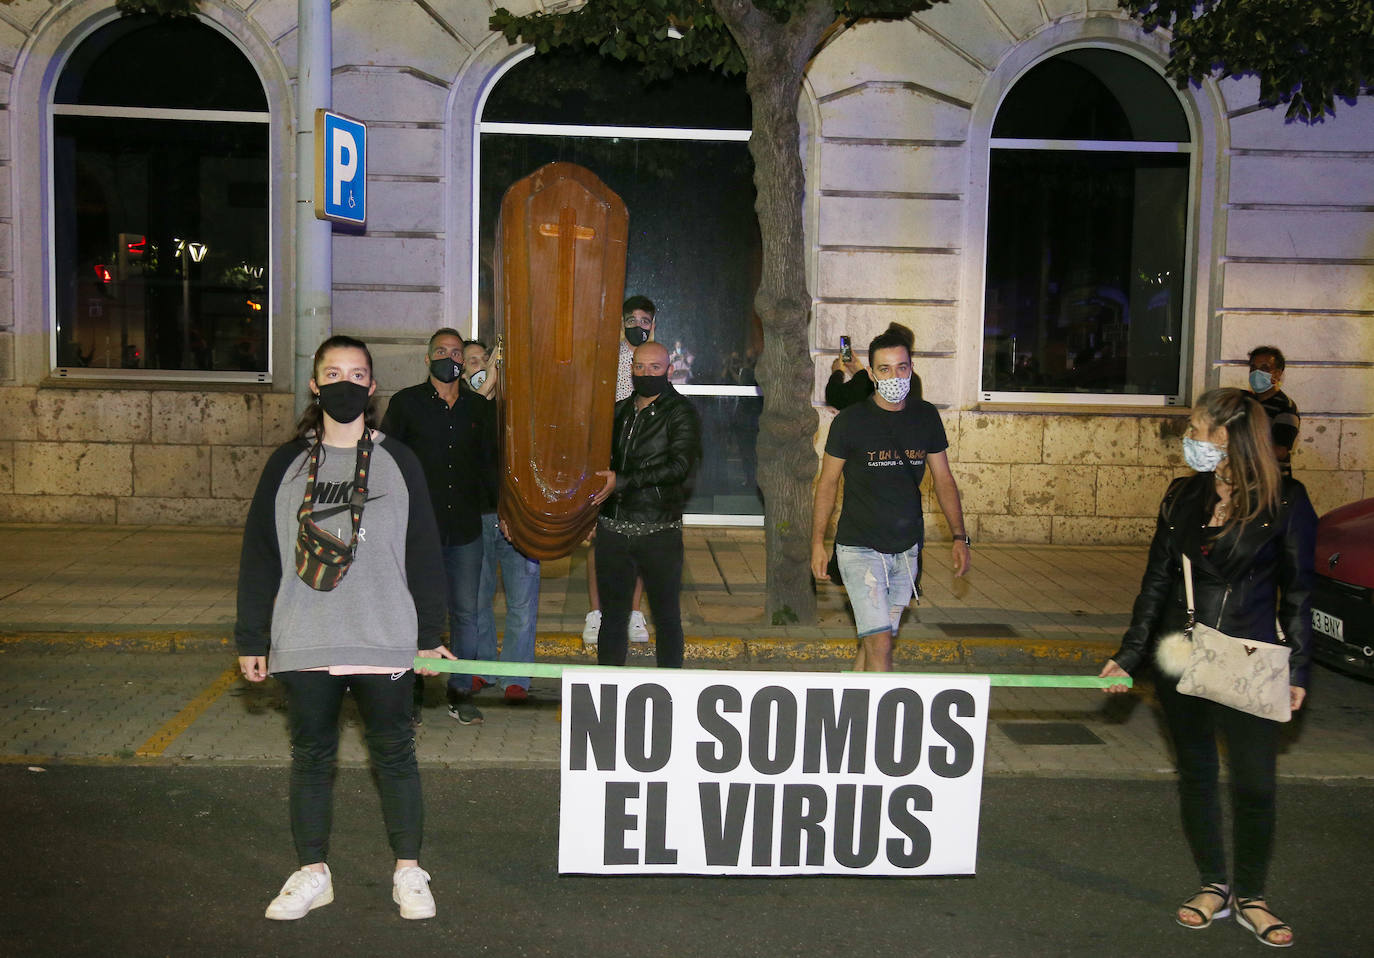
[835,543,921,638]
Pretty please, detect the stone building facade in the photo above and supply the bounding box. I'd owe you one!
[0,0,1369,537]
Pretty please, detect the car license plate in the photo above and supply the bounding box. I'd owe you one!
[1312,607,1344,642]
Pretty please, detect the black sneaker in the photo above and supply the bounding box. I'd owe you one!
[447,693,484,725]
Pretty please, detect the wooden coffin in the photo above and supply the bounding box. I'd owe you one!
[495,162,628,560]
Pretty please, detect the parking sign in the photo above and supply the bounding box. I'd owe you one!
[315,109,366,225]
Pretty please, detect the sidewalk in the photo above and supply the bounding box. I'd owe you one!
[0,523,1137,668]
[2,524,1371,782]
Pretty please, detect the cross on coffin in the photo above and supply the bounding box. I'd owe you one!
[537,208,597,363]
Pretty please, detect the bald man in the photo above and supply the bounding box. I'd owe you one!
[590,341,702,667]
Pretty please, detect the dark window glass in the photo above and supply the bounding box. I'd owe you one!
[686,396,763,516]
[479,134,761,387]
[483,48,750,129]
[982,149,1187,396]
[55,15,267,111]
[54,115,270,372]
[992,49,1189,142]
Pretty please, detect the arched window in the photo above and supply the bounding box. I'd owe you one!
[51,15,270,380]
[476,48,764,522]
[981,48,1192,404]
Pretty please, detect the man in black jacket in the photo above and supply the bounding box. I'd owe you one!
[590,341,702,668]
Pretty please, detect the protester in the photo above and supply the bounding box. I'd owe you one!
[825,324,919,410]
[825,354,874,410]
[590,341,701,667]
[234,335,454,921]
[462,339,539,702]
[1247,346,1300,477]
[583,296,653,647]
[1099,387,1315,948]
[810,324,970,671]
[380,328,489,726]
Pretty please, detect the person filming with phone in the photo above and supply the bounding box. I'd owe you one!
[826,323,921,411]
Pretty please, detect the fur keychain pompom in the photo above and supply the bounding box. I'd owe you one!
[1154,631,1193,678]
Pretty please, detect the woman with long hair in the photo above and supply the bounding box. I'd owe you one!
[235,335,455,920]
[1100,387,1316,948]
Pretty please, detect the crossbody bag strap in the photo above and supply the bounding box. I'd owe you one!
[298,435,372,556]
[344,436,372,553]
[298,441,322,524]
[1181,553,1196,635]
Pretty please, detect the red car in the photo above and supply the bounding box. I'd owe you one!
[1311,497,1374,677]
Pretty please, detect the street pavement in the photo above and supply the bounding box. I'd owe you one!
[0,523,1371,955]
[3,767,1371,957]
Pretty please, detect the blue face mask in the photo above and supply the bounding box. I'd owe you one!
[1248,369,1273,393]
[1182,436,1227,473]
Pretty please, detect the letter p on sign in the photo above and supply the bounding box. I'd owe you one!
[315,110,367,226]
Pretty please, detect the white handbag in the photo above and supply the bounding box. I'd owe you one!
[1154,554,1292,722]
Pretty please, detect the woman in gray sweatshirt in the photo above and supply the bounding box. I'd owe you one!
[235,335,454,921]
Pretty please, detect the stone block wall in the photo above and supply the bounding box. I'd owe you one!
[0,386,295,525]
[817,405,1371,547]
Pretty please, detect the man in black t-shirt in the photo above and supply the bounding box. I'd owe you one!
[810,328,972,671]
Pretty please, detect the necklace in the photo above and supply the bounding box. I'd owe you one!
[1209,494,1230,527]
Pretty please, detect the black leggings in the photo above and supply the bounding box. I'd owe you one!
[277,670,423,865]
[1156,677,1281,897]
[594,525,685,668]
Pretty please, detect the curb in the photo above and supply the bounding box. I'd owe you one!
[1,630,1118,671]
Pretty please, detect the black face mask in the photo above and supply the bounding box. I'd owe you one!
[429,357,459,383]
[316,381,371,424]
[632,373,668,399]
[624,326,650,347]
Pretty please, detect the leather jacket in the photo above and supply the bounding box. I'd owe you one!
[1113,472,1317,686]
[601,384,701,524]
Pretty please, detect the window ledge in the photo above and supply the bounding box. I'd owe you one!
[973,402,1190,417]
[40,375,278,394]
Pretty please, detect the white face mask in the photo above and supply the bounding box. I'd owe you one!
[468,368,487,390]
[1182,436,1227,473]
[874,375,911,404]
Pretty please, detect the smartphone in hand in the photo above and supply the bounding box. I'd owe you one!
[839,335,852,363]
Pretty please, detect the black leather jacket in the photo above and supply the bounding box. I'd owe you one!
[1113,472,1317,686]
[601,385,701,524]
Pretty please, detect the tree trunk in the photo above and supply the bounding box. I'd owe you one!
[714,1,834,625]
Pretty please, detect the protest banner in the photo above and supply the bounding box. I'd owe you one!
[559,668,990,876]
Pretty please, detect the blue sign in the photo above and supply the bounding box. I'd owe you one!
[315,110,366,226]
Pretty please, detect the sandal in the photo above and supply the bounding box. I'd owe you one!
[1234,896,1294,948]
[1176,882,1231,929]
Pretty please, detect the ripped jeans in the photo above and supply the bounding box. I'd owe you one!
[835,542,921,638]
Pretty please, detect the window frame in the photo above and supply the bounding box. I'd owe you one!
[47,17,273,385]
[978,48,1196,407]
[473,48,763,526]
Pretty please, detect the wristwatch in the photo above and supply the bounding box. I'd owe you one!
[953,533,972,547]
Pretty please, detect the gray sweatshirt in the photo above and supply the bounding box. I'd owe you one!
[234,433,447,673]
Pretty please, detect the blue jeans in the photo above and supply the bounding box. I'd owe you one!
[835,542,920,638]
[442,537,484,693]
[474,512,541,691]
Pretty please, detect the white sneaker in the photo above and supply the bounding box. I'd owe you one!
[265,865,333,920]
[582,610,601,645]
[392,865,436,920]
[630,610,650,643]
